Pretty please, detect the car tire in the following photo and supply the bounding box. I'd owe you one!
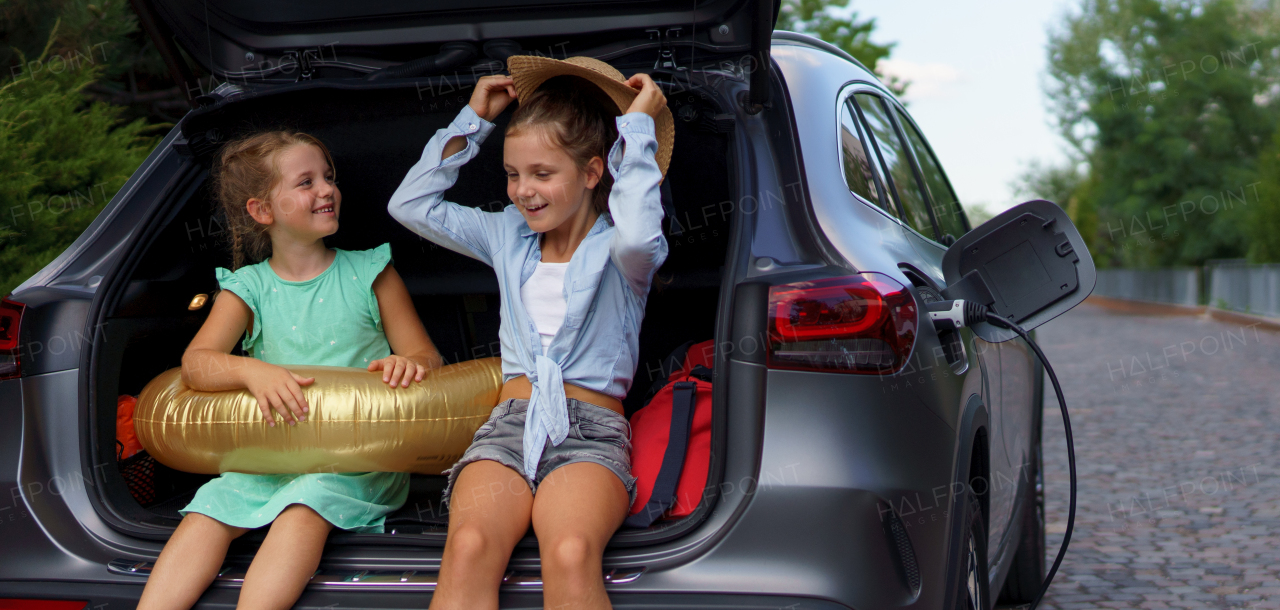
[999,350,1046,604]
[954,488,990,610]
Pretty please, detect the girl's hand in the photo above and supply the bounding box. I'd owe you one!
[624,73,667,121]
[243,363,314,427]
[469,75,518,122]
[368,355,428,388]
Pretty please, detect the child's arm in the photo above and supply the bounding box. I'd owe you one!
[366,264,445,387]
[387,77,517,266]
[181,290,313,427]
[607,73,669,297]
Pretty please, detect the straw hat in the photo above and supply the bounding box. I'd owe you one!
[507,55,674,176]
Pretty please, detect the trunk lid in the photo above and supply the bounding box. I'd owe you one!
[135,0,777,106]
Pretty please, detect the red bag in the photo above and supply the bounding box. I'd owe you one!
[626,340,714,527]
[116,395,142,460]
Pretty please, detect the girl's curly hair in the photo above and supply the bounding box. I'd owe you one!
[212,131,335,270]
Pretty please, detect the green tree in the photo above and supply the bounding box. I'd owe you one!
[1045,0,1280,267]
[0,23,160,296]
[1247,123,1280,262]
[1012,159,1085,209]
[960,202,996,227]
[1013,159,1102,261]
[776,0,909,97]
[2,0,182,123]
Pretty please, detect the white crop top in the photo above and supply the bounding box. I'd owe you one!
[520,261,569,355]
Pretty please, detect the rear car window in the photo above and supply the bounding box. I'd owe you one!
[896,109,967,241]
[853,93,937,239]
[839,99,890,213]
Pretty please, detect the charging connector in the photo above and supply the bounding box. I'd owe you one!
[929,299,1076,610]
[926,299,988,331]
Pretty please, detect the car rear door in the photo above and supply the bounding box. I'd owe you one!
[840,85,1026,561]
[889,96,1040,569]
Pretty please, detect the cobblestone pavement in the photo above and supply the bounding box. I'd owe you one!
[1032,303,1280,609]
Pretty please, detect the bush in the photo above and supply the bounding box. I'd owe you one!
[0,24,160,297]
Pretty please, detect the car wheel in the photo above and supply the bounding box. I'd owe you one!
[999,356,1047,605]
[998,438,1046,603]
[954,488,990,610]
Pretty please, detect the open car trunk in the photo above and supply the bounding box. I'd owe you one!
[88,78,736,548]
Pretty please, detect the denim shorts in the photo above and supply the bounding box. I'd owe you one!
[440,397,638,509]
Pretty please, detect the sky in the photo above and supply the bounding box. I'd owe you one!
[845,1,1078,216]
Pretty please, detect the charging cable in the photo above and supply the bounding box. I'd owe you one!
[927,299,1075,610]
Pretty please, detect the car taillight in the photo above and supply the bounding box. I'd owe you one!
[766,273,917,374]
[0,297,25,380]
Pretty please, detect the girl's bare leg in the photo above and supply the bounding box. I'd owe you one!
[429,459,535,610]
[235,503,333,610]
[137,512,249,610]
[531,462,629,610]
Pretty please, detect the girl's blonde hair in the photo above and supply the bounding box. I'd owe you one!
[212,131,335,270]
[506,76,619,217]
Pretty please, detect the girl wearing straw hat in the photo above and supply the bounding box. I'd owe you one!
[387,56,674,609]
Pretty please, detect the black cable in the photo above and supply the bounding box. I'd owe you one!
[984,311,1076,610]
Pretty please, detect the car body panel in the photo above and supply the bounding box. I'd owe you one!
[770,37,1036,591]
[673,368,959,608]
[8,371,147,582]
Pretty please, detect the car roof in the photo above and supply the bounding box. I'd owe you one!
[771,31,898,104]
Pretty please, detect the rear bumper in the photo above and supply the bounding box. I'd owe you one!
[0,581,855,610]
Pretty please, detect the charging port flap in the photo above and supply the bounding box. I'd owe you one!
[940,199,1096,343]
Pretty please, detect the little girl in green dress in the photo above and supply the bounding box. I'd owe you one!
[136,130,443,610]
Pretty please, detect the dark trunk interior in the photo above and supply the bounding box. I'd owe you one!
[93,83,734,541]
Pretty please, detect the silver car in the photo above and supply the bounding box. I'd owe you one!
[0,1,1049,608]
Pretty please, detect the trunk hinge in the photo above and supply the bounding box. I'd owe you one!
[647,27,686,71]
[745,0,778,114]
[286,49,319,81]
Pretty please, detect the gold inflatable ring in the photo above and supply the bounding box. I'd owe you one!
[134,358,503,475]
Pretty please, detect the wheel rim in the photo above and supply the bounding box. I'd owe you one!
[965,533,984,610]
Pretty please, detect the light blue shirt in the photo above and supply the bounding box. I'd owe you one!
[387,104,668,480]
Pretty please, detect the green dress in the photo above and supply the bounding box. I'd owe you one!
[178,243,410,533]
